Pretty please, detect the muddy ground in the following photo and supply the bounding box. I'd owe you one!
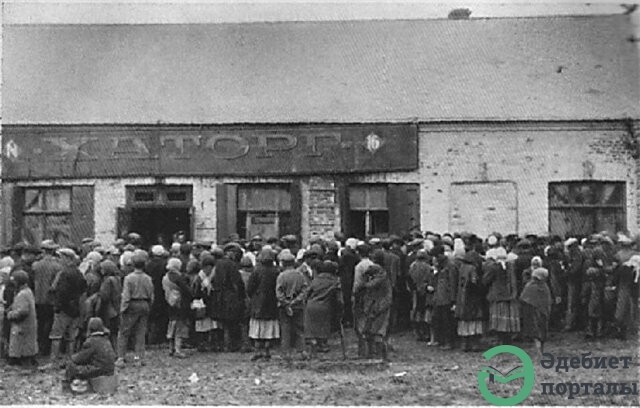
[1,329,638,405]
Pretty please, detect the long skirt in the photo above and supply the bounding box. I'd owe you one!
[195,318,220,333]
[304,302,332,340]
[520,302,548,342]
[457,320,486,336]
[248,318,280,340]
[489,301,521,333]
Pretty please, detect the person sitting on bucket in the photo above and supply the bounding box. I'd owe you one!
[62,317,116,393]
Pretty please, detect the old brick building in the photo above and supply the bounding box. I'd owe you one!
[2,15,639,247]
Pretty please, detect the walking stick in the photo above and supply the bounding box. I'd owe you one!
[339,321,347,360]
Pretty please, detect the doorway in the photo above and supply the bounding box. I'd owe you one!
[129,207,191,248]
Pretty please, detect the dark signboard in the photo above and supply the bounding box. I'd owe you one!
[2,124,418,180]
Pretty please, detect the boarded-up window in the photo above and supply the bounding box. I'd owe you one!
[549,181,625,238]
[449,182,518,237]
[21,186,94,246]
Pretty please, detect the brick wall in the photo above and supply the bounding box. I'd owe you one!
[305,177,339,243]
[353,122,638,236]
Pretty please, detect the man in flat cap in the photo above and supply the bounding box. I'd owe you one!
[45,248,87,369]
[276,250,309,362]
[32,240,62,356]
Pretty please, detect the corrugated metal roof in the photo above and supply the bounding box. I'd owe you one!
[3,16,639,124]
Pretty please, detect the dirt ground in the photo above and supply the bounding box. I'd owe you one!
[0,329,638,405]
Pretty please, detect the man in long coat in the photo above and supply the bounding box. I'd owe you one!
[211,246,246,352]
[6,270,38,366]
[354,250,392,360]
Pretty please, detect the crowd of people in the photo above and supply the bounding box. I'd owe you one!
[0,229,639,389]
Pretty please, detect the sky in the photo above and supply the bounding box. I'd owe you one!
[1,0,632,24]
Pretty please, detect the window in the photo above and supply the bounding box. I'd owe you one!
[126,185,192,207]
[348,185,389,238]
[549,181,626,238]
[22,188,72,245]
[236,185,292,240]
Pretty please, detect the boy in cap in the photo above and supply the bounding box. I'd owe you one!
[276,250,309,362]
[116,252,154,367]
[33,240,62,356]
[62,317,116,392]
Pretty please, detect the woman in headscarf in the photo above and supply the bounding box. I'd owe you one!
[455,251,487,352]
[354,249,392,360]
[246,248,280,361]
[482,247,520,345]
[192,254,221,352]
[519,267,552,358]
[6,270,38,366]
[303,260,343,358]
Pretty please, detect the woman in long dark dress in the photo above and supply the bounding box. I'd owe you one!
[519,267,552,358]
[303,260,343,358]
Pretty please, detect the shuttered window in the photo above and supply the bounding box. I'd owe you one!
[548,181,626,237]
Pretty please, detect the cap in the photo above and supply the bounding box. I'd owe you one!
[345,238,358,250]
[88,317,106,334]
[281,234,297,243]
[278,251,295,263]
[131,250,148,265]
[11,270,30,287]
[166,257,182,271]
[201,254,216,267]
[257,247,276,262]
[318,260,338,275]
[40,239,60,251]
[251,234,263,242]
[224,242,243,253]
[195,240,212,248]
[564,237,579,247]
[57,247,78,259]
[307,244,324,256]
[416,249,429,260]
[151,245,165,257]
[368,237,381,245]
[81,237,94,244]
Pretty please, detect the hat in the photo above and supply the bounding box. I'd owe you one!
[281,234,297,243]
[198,250,212,262]
[209,246,223,257]
[0,256,15,270]
[345,238,358,250]
[166,257,182,271]
[564,237,579,247]
[307,244,324,257]
[201,254,216,267]
[368,237,381,246]
[409,238,424,247]
[257,247,275,262]
[85,251,103,264]
[224,242,243,253]
[114,238,126,247]
[389,235,403,245]
[87,317,106,334]
[278,250,295,263]
[99,260,119,276]
[40,239,60,251]
[251,234,263,242]
[57,247,77,259]
[11,270,30,287]
[617,233,633,245]
[441,236,454,247]
[240,256,254,268]
[127,232,142,241]
[532,267,549,281]
[151,245,165,257]
[131,251,148,265]
[416,249,429,260]
[318,260,338,275]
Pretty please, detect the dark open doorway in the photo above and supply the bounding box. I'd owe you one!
[130,207,191,248]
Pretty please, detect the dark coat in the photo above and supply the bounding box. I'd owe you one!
[193,267,218,319]
[338,248,359,300]
[354,264,392,337]
[382,251,401,290]
[433,258,458,306]
[7,286,38,358]
[408,259,435,311]
[163,270,193,320]
[70,332,116,378]
[455,254,487,321]
[304,273,343,339]
[565,248,584,285]
[98,274,122,322]
[52,264,87,318]
[482,259,518,302]
[32,255,62,305]
[146,256,168,314]
[246,263,279,320]
[211,258,246,321]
